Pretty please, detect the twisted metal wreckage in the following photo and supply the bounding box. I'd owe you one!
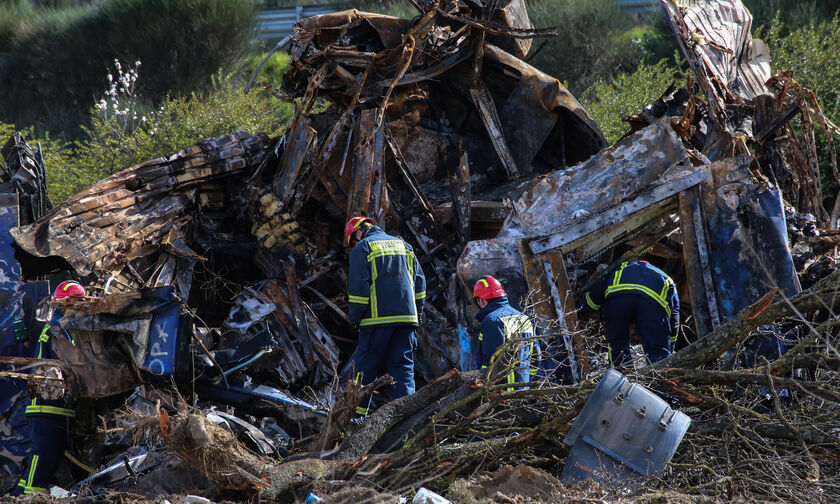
[2,0,840,500]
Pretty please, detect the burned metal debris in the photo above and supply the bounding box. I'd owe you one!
[1,0,840,501]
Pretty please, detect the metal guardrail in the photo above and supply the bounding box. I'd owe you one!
[256,2,660,40]
[616,0,659,13]
[256,6,336,39]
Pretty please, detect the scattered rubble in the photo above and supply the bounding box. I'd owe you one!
[1,0,840,502]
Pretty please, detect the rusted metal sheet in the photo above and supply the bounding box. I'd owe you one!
[347,110,384,220]
[499,119,691,240]
[528,168,708,255]
[448,150,472,245]
[273,117,317,208]
[11,131,270,277]
[488,0,534,59]
[470,80,521,180]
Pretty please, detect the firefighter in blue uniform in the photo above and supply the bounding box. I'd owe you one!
[578,260,679,368]
[472,276,534,387]
[345,216,426,417]
[13,281,86,496]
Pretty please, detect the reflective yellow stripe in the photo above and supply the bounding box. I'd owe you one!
[25,405,75,417]
[660,277,673,299]
[606,284,671,317]
[507,370,515,391]
[478,333,483,341]
[354,371,363,383]
[28,455,38,488]
[585,292,601,310]
[360,315,418,327]
[370,259,378,319]
[478,279,489,288]
[349,295,369,304]
[480,365,488,369]
[367,250,411,261]
[38,324,50,343]
[670,333,678,343]
[65,451,97,474]
[415,291,426,300]
[356,406,369,415]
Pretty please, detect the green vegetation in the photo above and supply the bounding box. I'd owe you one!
[0,0,256,139]
[763,16,840,204]
[581,58,684,144]
[45,70,293,203]
[522,0,639,95]
[743,0,840,34]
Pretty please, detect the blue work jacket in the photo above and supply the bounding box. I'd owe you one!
[580,260,680,338]
[475,297,534,384]
[348,227,426,327]
[25,310,75,418]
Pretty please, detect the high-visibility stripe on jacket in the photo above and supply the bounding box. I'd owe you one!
[475,297,534,387]
[25,322,75,418]
[348,227,426,327]
[579,260,680,337]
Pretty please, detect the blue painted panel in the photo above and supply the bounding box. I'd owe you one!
[705,187,800,320]
[141,286,180,377]
[0,195,27,476]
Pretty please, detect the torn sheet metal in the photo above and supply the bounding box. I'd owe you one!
[499,118,692,240]
[661,0,770,119]
[0,133,52,225]
[679,156,801,336]
[488,0,534,59]
[11,131,270,277]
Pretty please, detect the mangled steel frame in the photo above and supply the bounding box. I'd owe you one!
[248,1,607,379]
[458,0,829,381]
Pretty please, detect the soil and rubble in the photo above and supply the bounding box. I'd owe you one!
[2,0,840,503]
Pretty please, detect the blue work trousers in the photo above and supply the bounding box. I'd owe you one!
[13,415,67,495]
[352,325,416,416]
[603,294,671,368]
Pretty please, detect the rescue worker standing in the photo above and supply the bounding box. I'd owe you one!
[578,260,679,368]
[473,276,534,386]
[345,216,426,416]
[13,281,85,496]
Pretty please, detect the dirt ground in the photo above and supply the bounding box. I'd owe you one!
[0,464,804,503]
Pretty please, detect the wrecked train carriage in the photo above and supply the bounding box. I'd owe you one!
[7,131,339,426]
[458,0,817,380]
[4,1,608,412]
[251,6,607,378]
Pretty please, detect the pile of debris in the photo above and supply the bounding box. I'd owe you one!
[1,0,840,502]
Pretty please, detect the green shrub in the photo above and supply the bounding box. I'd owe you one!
[526,0,640,95]
[105,0,256,100]
[581,58,683,144]
[0,0,256,140]
[764,17,840,206]
[47,71,294,202]
[743,0,840,32]
[241,50,291,90]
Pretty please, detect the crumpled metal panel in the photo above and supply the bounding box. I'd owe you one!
[11,131,269,277]
[499,118,690,239]
[485,45,606,173]
[699,157,801,319]
[487,0,534,59]
[661,0,770,113]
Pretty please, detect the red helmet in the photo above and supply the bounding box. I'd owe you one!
[344,216,374,246]
[52,280,86,301]
[473,276,506,300]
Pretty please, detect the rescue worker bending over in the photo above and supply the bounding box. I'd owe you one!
[13,281,85,496]
[578,260,679,368]
[345,216,426,417]
[473,276,534,387]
